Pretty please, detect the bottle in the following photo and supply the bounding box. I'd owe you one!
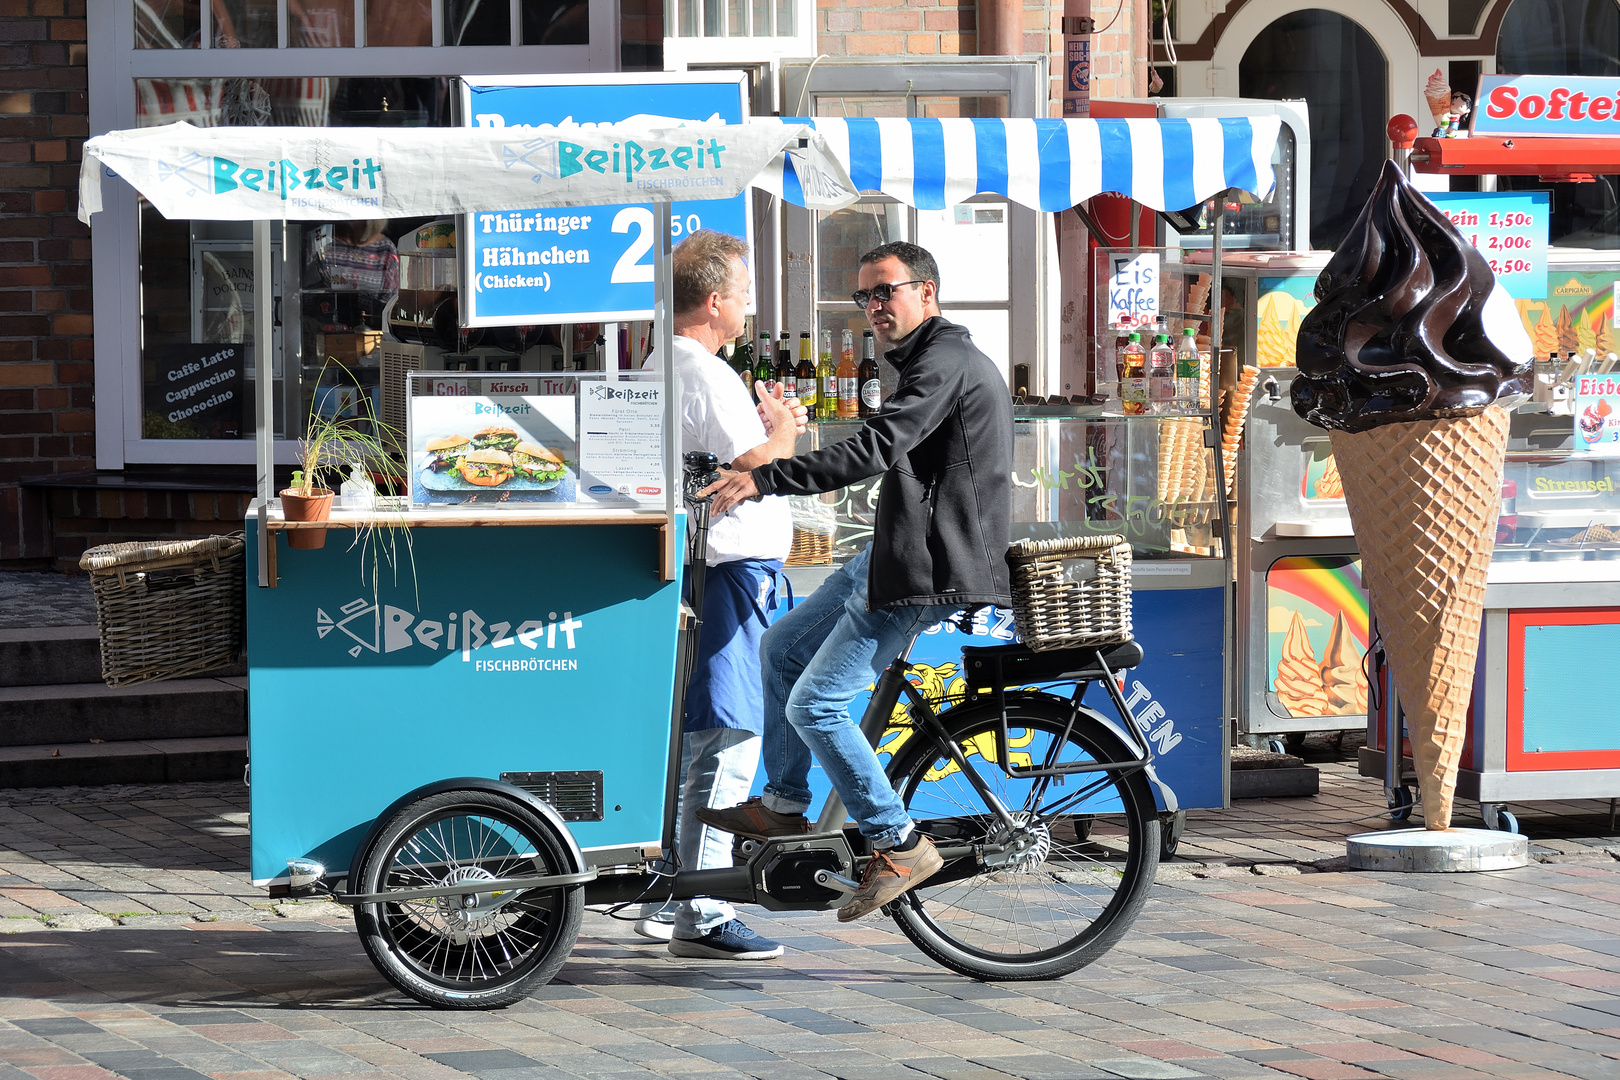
[817,329,837,421]
[754,332,774,389]
[1147,332,1176,414]
[1175,327,1201,413]
[775,331,795,391]
[1120,333,1147,415]
[1105,321,1131,401]
[339,463,375,511]
[859,329,881,417]
[837,329,859,419]
[733,334,754,395]
[796,330,818,415]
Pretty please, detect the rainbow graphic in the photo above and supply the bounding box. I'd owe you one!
[1517,270,1620,348]
[1266,556,1370,719]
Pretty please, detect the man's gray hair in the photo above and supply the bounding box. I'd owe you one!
[674,229,750,313]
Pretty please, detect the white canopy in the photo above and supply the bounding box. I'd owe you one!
[78,120,859,223]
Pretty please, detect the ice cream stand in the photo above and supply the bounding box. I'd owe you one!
[78,108,1280,1005]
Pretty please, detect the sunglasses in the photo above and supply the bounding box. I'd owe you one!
[851,280,926,307]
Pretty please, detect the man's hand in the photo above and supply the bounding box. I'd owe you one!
[698,466,760,516]
[758,380,808,437]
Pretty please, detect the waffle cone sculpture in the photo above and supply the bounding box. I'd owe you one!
[1293,161,1533,830]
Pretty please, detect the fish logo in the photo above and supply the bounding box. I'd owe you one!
[315,598,379,658]
[156,151,212,197]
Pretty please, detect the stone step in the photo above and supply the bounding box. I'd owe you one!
[0,676,247,747]
[0,736,246,788]
[0,624,245,688]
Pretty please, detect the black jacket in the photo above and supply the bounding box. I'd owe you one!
[751,316,1013,609]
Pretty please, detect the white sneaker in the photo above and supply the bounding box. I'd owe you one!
[633,916,675,942]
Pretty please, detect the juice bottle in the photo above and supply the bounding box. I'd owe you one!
[1120,333,1147,415]
[837,329,859,418]
[816,329,837,421]
[1147,332,1176,414]
[1175,327,1201,412]
[858,330,881,417]
[796,331,818,415]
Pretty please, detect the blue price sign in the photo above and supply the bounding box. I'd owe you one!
[1426,191,1549,300]
[459,74,752,326]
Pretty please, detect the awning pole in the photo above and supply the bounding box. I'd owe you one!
[254,219,274,504]
[655,199,679,581]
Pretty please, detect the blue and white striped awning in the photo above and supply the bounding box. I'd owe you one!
[759,115,1282,214]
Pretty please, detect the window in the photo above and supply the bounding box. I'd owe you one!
[1497,0,1620,248]
[92,1,614,467]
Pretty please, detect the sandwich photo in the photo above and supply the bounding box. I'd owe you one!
[458,448,515,487]
[510,441,567,485]
[425,434,473,473]
[472,426,521,453]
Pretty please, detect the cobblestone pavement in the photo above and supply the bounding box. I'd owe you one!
[3,749,1620,1080]
[0,570,97,629]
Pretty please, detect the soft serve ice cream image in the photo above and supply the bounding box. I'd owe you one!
[1292,160,1532,830]
[1579,398,1611,444]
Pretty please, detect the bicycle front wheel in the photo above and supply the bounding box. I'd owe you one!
[885,697,1160,980]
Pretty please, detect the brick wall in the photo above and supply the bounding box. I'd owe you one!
[815,1,1145,115]
[0,1,91,564]
[46,489,255,566]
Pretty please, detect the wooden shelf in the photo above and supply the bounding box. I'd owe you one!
[264,507,669,530]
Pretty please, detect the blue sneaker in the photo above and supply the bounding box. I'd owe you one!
[667,919,784,961]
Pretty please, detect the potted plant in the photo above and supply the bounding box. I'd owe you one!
[280,360,404,551]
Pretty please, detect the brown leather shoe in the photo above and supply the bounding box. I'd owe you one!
[837,836,943,922]
[695,797,811,840]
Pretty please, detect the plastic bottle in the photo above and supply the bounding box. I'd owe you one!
[1120,333,1147,415]
[859,330,881,417]
[1175,327,1201,413]
[1103,321,1131,401]
[340,463,375,510]
[837,329,859,418]
[796,331,818,416]
[817,330,838,421]
[1147,332,1176,413]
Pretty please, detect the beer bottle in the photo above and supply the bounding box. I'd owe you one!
[816,329,837,421]
[796,331,818,415]
[752,332,772,388]
[775,331,795,390]
[837,329,859,419]
[858,330,881,417]
[733,334,754,394]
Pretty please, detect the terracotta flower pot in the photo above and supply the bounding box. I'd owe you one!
[279,488,334,550]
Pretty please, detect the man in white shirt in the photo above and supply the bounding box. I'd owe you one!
[638,230,801,960]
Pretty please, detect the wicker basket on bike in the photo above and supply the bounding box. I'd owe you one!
[1006,533,1132,651]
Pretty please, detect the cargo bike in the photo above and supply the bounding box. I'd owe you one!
[78,109,1279,1008]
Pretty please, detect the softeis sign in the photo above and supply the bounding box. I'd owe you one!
[1475,74,1620,137]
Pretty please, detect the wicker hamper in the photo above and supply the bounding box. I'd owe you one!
[78,533,246,687]
[1006,534,1133,651]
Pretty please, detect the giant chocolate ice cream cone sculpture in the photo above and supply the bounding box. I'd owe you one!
[1293,161,1533,830]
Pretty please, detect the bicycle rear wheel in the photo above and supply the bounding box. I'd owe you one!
[884,697,1160,980]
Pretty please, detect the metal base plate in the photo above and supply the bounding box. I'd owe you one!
[1346,828,1529,873]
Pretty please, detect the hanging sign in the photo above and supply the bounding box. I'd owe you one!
[1476,74,1620,138]
[1106,251,1160,327]
[1426,191,1549,300]
[460,74,753,326]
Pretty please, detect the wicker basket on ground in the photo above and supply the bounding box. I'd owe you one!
[1006,534,1133,651]
[78,533,246,687]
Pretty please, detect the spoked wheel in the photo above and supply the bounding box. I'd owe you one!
[883,699,1160,981]
[354,789,583,1008]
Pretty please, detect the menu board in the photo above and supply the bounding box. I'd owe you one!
[1426,191,1549,300]
[576,381,665,504]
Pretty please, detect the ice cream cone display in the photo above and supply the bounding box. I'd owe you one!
[1556,305,1578,355]
[1293,160,1533,831]
[1597,318,1615,358]
[1531,310,1557,359]
[1220,365,1262,496]
[1156,419,1211,527]
[1274,611,1332,715]
[1578,313,1598,357]
[1424,69,1452,130]
[1320,611,1368,715]
[1256,290,1306,367]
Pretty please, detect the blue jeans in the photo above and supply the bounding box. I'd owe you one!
[759,545,959,849]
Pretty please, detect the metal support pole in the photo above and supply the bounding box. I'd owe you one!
[254,219,274,504]
[654,200,679,582]
[1208,196,1235,798]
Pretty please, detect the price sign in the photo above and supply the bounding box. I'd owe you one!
[1107,252,1160,327]
[1426,191,1549,300]
[459,74,752,326]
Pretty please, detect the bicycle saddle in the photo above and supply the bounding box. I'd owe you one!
[959,639,1143,686]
